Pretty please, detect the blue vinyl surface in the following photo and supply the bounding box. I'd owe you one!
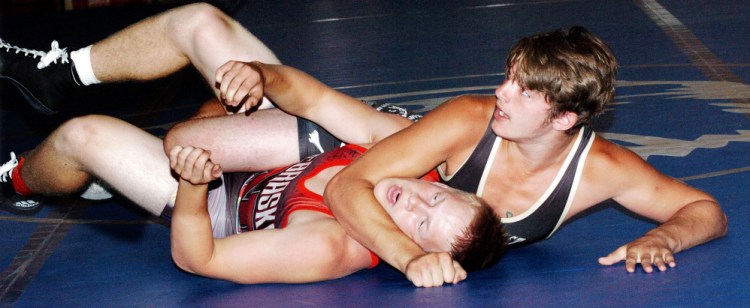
[1,0,749,306]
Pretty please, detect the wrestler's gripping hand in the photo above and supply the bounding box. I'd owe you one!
[214,60,265,113]
[598,234,676,273]
[169,145,223,185]
[405,252,467,287]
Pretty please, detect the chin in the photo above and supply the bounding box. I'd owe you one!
[372,180,391,207]
[490,122,506,137]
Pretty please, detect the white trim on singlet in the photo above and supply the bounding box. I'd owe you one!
[546,131,596,238]
[501,128,586,223]
[476,137,501,198]
[437,162,452,181]
[437,135,501,186]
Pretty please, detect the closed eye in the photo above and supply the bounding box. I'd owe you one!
[431,192,444,205]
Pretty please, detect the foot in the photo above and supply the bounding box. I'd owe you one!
[80,180,113,201]
[0,152,42,215]
[0,38,77,115]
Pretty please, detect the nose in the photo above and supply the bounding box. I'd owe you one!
[495,79,510,103]
[405,194,427,212]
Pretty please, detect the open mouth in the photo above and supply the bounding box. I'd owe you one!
[495,107,509,120]
[387,185,402,206]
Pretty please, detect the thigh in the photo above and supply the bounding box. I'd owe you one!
[165,108,300,172]
[296,117,344,159]
[71,115,177,215]
[296,101,423,158]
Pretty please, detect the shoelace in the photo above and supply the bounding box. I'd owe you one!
[13,199,39,209]
[0,38,69,69]
[0,152,18,183]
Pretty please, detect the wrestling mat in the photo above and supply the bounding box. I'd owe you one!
[1,0,748,306]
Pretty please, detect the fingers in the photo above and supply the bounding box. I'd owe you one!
[452,260,468,284]
[405,253,465,288]
[631,251,676,273]
[168,145,221,184]
[599,243,676,273]
[418,264,444,288]
[598,245,626,266]
[627,250,676,273]
[169,145,183,172]
[215,61,264,111]
[625,251,639,273]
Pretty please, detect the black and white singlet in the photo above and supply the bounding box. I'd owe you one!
[441,121,595,247]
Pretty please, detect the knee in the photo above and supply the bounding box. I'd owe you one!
[54,115,113,153]
[165,3,232,40]
[163,121,190,155]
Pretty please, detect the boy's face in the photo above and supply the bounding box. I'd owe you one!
[491,69,555,140]
[374,178,478,253]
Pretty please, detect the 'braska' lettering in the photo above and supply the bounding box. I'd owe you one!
[253,160,313,229]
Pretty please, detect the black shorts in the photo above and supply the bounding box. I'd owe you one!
[296,101,422,159]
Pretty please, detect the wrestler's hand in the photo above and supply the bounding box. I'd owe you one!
[215,60,265,113]
[598,234,676,273]
[169,145,222,185]
[404,252,467,287]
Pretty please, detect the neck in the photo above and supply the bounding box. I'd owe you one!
[504,129,579,173]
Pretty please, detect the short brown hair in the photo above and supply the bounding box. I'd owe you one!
[450,193,508,272]
[506,26,618,134]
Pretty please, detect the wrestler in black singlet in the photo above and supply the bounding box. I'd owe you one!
[443,120,595,247]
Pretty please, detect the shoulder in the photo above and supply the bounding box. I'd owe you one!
[400,95,494,166]
[419,95,494,136]
[587,135,649,172]
[582,134,666,197]
[430,94,495,118]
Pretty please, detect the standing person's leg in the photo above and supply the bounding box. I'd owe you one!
[1,3,279,114]
[2,115,176,215]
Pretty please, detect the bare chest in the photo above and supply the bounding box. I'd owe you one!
[480,162,560,219]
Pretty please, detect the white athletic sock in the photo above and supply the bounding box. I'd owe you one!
[70,45,101,86]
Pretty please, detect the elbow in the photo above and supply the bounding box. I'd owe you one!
[717,208,729,238]
[172,253,198,275]
[306,232,357,281]
[324,170,368,212]
[323,173,345,212]
[171,251,210,276]
[704,199,728,238]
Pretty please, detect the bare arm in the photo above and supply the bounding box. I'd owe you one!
[168,146,372,283]
[592,140,728,272]
[215,61,411,145]
[325,96,491,286]
[168,145,223,272]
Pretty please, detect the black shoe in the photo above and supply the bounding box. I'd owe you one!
[0,152,42,215]
[0,38,78,115]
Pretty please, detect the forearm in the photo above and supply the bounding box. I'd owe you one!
[170,180,216,273]
[325,176,425,273]
[249,61,322,118]
[644,200,727,253]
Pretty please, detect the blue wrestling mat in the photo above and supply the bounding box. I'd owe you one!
[1,0,748,306]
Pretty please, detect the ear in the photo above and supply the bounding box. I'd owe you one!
[551,111,578,132]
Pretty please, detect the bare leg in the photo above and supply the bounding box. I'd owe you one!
[21,115,175,215]
[165,106,300,172]
[86,3,302,171]
[90,3,280,106]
